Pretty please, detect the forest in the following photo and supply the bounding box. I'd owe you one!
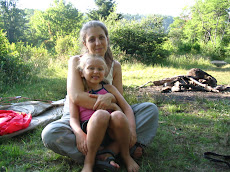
[0,0,230,91]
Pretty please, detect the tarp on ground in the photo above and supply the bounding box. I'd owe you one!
[0,99,64,139]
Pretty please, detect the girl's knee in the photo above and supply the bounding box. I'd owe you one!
[110,111,128,127]
[91,109,111,123]
[111,111,126,120]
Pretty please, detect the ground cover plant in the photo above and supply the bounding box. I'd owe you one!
[0,55,230,172]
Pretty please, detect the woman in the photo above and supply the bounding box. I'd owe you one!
[41,21,159,168]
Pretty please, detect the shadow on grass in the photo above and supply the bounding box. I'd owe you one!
[1,76,67,103]
[145,109,230,171]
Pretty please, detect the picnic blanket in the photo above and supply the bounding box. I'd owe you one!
[0,99,64,139]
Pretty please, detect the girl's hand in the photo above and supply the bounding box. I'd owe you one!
[89,93,115,110]
[129,129,137,148]
[75,131,88,155]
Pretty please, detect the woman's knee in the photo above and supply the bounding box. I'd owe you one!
[147,102,159,119]
[133,102,159,120]
[41,119,71,148]
[42,121,64,147]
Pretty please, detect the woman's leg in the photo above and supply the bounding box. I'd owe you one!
[41,114,84,163]
[108,111,139,172]
[131,102,159,145]
[82,110,111,172]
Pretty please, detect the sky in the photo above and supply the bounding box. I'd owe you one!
[18,0,195,17]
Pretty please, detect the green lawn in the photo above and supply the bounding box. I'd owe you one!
[1,56,230,172]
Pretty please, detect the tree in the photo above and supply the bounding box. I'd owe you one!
[169,0,230,58]
[29,0,84,46]
[191,0,229,46]
[87,0,121,20]
[0,0,27,43]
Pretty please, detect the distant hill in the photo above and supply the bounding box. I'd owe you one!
[122,13,174,33]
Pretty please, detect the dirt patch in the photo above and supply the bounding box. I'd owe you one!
[138,85,230,102]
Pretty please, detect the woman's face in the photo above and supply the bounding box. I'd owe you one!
[84,26,108,57]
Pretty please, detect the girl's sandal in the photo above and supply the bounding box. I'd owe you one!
[94,149,119,172]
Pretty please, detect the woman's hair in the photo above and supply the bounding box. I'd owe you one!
[79,21,113,66]
[77,54,109,91]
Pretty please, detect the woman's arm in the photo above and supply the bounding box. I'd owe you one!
[104,84,137,147]
[112,61,123,95]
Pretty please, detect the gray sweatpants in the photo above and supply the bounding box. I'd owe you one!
[41,102,158,163]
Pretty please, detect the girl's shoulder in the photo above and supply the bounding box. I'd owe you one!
[103,84,118,93]
[103,84,115,90]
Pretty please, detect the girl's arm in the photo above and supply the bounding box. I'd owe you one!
[67,56,115,110]
[69,98,87,155]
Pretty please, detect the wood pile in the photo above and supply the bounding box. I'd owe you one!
[140,68,230,93]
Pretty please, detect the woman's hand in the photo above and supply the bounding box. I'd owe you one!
[89,93,116,110]
[75,131,88,155]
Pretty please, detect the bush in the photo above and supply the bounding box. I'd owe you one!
[200,41,226,61]
[55,34,80,57]
[0,32,31,92]
[0,31,53,93]
[105,15,168,64]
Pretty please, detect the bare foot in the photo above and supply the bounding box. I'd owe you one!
[125,156,140,172]
[81,164,93,172]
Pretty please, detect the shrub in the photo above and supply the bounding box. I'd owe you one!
[0,32,31,92]
[55,34,80,57]
[105,15,168,64]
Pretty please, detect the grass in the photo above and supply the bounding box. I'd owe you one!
[1,55,230,171]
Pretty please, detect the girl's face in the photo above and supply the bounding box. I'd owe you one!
[82,58,106,87]
[84,26,108,57]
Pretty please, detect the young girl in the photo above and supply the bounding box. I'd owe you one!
[76,54,140,172]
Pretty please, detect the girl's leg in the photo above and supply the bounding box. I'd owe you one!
[108,111,140,172]
[82,110,110,172]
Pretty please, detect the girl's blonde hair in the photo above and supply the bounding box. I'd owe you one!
[79,20,113,66]
[77,54,109,91]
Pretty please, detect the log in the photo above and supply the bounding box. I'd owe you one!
[139,81,154,88]
[153,75,186,86]
[188,77,219,92]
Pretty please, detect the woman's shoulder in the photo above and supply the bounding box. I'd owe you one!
[113,60,122,72]
[68,55,82,66]
[69,55,81,62]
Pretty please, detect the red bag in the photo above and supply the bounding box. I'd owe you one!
[0,110,32,136]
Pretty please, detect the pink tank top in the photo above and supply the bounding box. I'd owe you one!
[79,85,112,121]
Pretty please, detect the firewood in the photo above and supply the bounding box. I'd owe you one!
[153,75,186,86]
[188,77,219,92]
[139,81,154,88]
